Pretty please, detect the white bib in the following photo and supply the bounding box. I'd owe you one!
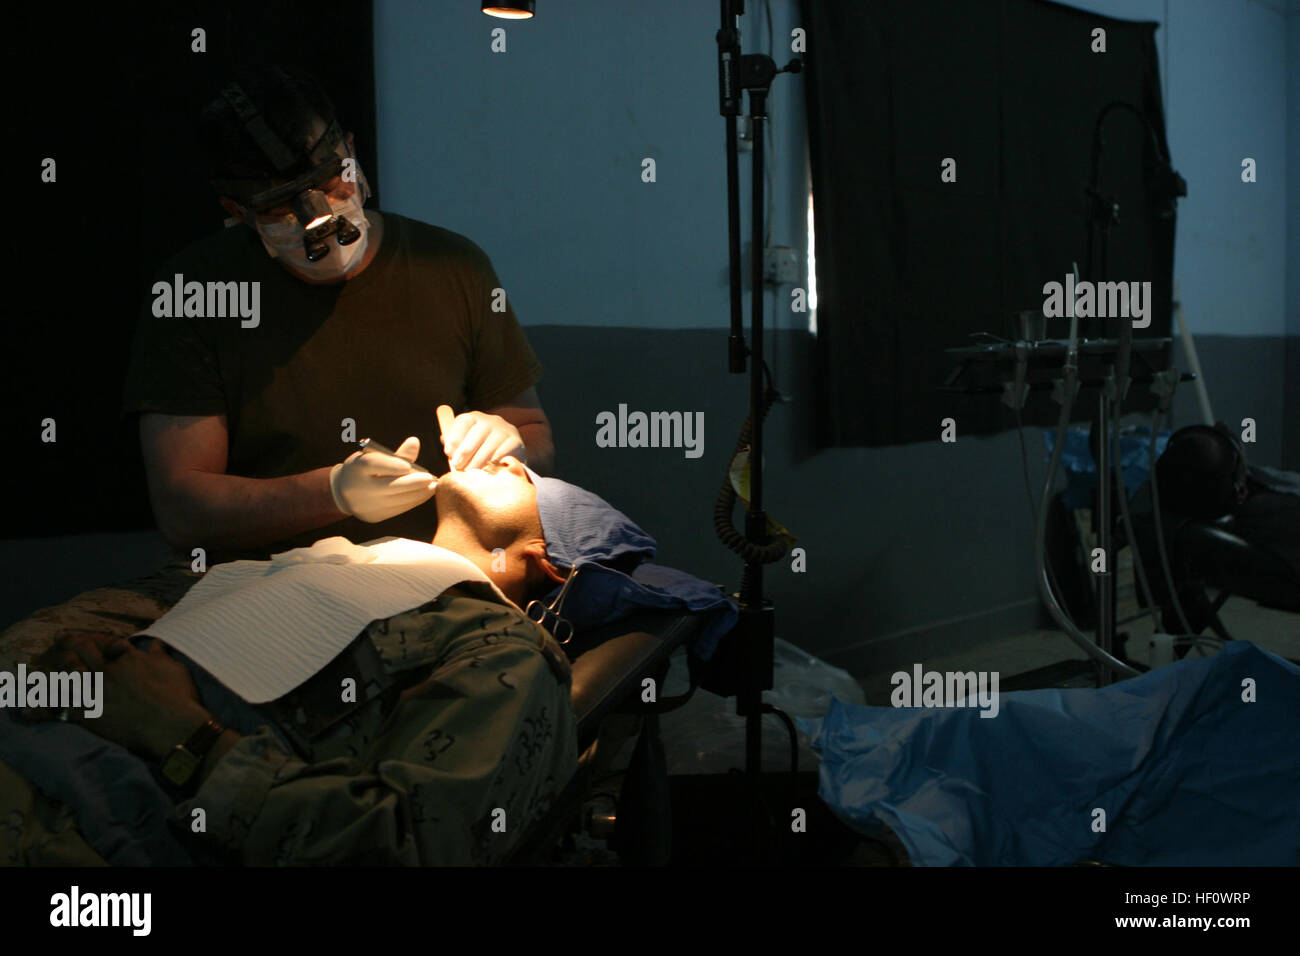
[142,537,509,703]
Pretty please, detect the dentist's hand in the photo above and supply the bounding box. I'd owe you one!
[439,406,527,471]
[329,436,437,523]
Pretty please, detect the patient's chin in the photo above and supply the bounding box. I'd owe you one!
[435,471,523,535]
[433,471,469,513]
[437,468,490,494]
[439,469,522,509]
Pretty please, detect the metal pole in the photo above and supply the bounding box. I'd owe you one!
[1095,387,1114,684]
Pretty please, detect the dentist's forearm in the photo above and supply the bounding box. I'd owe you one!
[156,467,345,552]
[518,423,554,475]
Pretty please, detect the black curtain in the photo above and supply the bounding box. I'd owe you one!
[7,1,377,537]
[803,0,1176,448]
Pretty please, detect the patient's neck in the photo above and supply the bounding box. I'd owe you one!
[432,520,525,606]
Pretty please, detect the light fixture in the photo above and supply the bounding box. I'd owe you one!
[482,1,534,18]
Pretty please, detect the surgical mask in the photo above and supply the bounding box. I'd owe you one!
[254,173,371,281]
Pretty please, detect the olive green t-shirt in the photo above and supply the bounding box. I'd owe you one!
[123,212,542,555]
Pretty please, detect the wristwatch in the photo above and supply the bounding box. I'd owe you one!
[161,716,227,793]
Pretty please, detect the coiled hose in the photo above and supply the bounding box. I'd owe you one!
[715,373,788,578]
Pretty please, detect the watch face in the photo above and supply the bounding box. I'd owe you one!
[162,747,200,786]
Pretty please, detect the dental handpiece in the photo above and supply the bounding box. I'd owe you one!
[357,438,433,475]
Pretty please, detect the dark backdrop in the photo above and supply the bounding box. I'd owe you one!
[803,0,1177,448]
[7,1,377,537]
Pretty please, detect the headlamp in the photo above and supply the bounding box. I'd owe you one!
[211,80,365,262]
[289,188,361,261]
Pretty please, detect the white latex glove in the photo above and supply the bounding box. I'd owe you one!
[329,436,437,523]
[440,408,526,471]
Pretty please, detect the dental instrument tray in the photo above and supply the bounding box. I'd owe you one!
[940,336,1188,394]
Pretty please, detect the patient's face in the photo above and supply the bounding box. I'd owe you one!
[434,456,542,547]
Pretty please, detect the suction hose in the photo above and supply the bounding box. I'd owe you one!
[1035,377,1140,679]
[1148,410,1196,635]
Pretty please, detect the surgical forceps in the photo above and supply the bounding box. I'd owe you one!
[524,565,581,645]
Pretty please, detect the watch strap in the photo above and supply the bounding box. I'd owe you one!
[160,717,228,796]
[182,717,227,760]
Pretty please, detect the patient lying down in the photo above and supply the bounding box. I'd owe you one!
[428,456,568,606]
[6,456,581,866]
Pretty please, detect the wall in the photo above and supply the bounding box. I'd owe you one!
[1286,0,1300,469]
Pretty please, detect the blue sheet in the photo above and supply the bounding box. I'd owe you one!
[1045,426,1169,510]
[801,641,1300,866]
[537,561,737,660]
[524,464,738,657]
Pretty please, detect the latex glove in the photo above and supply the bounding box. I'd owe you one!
[329,436,436,523]
[439,407,526,471]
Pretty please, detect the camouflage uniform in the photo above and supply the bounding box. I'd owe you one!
[179,582,577,865]
[1,580,577,866]
[0,559,201,674]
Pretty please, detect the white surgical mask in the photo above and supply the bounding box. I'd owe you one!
[254,174,371,281]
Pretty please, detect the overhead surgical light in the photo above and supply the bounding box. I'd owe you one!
[482,1,534,18]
